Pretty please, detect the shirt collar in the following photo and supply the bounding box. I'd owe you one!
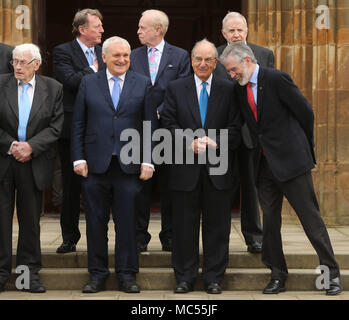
[18,74,36,88]
[194,73,213,88]
[106,68,126,82]
[249,64,259,85]
[76,37,95,54]
[148,39,165,54]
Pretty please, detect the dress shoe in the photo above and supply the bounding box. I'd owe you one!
[137,243,148,254]
[56,242,76,253]
[326,277,343,295]
[263,279,286,294]
[22,280,46,293]
[161,239,172,252]
[247,241,262,254]
[174,281,193,293]
[205,282,222,294]
[0,282,5,292]
[119,280,140,293]
[82,280,105,293]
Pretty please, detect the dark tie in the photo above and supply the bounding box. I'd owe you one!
[199,81,208,127]
[247,81,257,121]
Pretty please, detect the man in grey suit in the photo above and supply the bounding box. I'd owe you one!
[214,12,274,254]
[0,43,13,74]
[0,44,64,293]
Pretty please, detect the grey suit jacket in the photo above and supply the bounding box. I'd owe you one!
[0,43,13,74]
[0,74,64,190]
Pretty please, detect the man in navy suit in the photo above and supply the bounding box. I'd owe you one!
[161,39,241,294]
[221,42,342,295]
[72,36,157,293]
[53,8,105,254]
[130,9,191,253]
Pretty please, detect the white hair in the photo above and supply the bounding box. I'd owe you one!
[142,9,169,36]
[222,11,248,30]
[191,38,218,58]
[12,43,42,63]
[102,36,131,54]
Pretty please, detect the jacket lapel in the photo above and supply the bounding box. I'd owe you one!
[27,75,48,124]
[116,70,135,114]
[139,46,151,77]
[154,42,170,83]
[71,39,89,68]
[256,67,265,122]
[204,75,222,128]
[4,76,19,120]
[185,76,202,128]
[96,70,115,111]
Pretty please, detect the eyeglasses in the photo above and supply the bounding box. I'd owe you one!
[193,57,217,64]
[10,58,37,66]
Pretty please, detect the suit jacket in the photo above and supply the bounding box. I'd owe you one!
[53,39,105,139]
[130,41,191,115]
[161,75,241,192]
[0,74,64,190]
[0,43,14,74]
[235,67,315,182]
[71,69,157,175]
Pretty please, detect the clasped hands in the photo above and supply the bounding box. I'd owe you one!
[11,141,33,162]
[191,136,217,154]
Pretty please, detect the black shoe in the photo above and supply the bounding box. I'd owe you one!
[247,241,262,254]
[82,280,105,293]
[326,277,343,295]
[0,282,6,292]
[161,239,172,252]
[263,279,286,294]
[174,281,193,293]
[56,242,76,253]
[137,243,148,254]
[22,280,46,293]
[119,280,140,293]
[205,282,222,294]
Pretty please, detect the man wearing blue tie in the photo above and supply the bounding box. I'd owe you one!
[72,36,157,293]
[161,39,241,294]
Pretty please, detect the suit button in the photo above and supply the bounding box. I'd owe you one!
[114,116,117,120]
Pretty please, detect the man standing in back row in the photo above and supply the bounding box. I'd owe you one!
[214,12,274,254]
[130,9,191,253]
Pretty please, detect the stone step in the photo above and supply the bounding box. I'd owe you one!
[12,252,349,269]
[5,268,349,291]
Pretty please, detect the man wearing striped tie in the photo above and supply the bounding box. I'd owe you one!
[161,39,241,294]
[0,43,63,293]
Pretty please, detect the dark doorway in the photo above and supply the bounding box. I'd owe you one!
[38,0,243,76]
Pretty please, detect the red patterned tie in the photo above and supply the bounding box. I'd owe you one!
[247,82,257,121]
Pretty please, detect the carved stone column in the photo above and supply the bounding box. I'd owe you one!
[247,0,349,225]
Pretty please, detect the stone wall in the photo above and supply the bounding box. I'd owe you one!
[247,0,349,225]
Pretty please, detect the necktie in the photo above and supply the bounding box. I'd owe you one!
[111,77,121,110]
[247,82,257,121]
[199,82,208,127]
[86,48,94,66]
[18,83,31,142]
[148,47,159,85]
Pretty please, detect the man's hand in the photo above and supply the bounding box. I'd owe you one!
[200,136,218,149]
[139,164,154,181]
[74,163,88,178]
[191,138,207,154]
[11,142,33,162]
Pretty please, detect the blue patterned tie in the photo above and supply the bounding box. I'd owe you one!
[199,82,208,127]
[18,82,31,141]
[111,77,121,109]
[86,48,94,66]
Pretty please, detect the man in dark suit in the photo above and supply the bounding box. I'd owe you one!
[221,42,342,295]
[0,43,13,74]
[214,12,275,254]
[53,8,105,254]
[0,44,63,293]
[72,36,157,294]
[161,39,241,294]
[130,9,191,253]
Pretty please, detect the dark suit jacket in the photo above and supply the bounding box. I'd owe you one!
[235,67,315,182]
[130,41,191,115]
[0,74,64,190]
[71,69,157,175]
[161,75,241,192]
[53,39,105,139]
[0,43,13,74]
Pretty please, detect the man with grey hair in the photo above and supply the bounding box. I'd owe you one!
[162,39,241,294]
[0,43,63,293]
[130,9,191,254]
[214,11,275,255]
[0,42,13,74]
[221,42,342,295]
[72,36,157,294]
[53,8,105,254]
